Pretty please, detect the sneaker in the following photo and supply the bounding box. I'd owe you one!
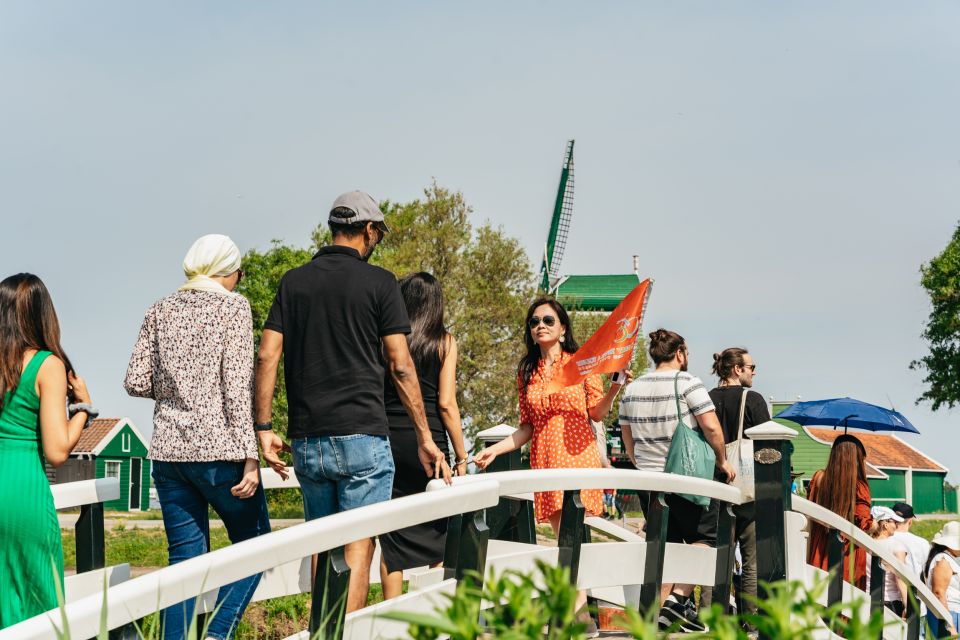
[658,595,708,633]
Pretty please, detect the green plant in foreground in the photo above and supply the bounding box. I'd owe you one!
[384,560,586,640]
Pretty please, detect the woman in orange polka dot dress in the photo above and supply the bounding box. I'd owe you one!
[475,297,630,528]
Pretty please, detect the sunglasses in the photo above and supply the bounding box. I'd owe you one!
[528,315,557,329]
[741,364,757,372]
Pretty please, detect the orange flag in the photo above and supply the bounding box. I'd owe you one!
[546,278,653,394]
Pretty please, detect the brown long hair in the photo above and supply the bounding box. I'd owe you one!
[810,435,868,521]
[0,274,73,410]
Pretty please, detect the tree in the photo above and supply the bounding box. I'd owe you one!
[912,223,960,410]
[238,182,534,442]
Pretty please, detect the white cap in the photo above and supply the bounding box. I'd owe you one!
[870,506,904,523]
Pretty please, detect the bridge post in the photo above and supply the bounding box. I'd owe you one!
[557,490,586,585]
[309,547,350,640]
[745,422,796,593]
[76,501,105,573]
[443,509,490,588]
[477,424,535,544]
[639,492,669,613]
[869,554,885,623]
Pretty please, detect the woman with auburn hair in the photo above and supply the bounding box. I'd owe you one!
[807,434,877,589]
[474,297,629,636]
[0,274,93,629]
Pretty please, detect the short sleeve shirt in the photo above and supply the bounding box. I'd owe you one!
[618,370,715,472]
[264,245,410,439]
[708,386,772,444]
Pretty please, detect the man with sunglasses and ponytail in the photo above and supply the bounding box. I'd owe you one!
[707,347,770,629]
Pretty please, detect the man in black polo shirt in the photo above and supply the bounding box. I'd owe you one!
[255,190,451,612]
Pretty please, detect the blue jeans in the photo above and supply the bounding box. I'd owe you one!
[292,434,394,520]
[152,460,271,640]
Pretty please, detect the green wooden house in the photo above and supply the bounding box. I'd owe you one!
[53,417,151,512]
[554,273,643,312]
[773,401,951,514]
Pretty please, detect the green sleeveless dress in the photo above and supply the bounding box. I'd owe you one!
[0,351,63,630]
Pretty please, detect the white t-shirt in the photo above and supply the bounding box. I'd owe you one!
[873,535,908,603]
[893,530,932,578]
[618,370,715,472]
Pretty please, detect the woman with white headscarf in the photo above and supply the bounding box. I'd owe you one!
[124,234,270,640]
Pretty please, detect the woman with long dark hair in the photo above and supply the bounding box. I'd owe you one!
[474,297,627,634]
[806,434,876,590]
[378,272,468,600]
[0,274,93,629]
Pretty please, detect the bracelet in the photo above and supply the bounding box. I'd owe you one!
[68,403,99,428]
[454,456,469,465]
[254,422,273,432]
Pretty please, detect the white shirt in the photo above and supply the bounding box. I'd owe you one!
[926,552,960,611]
[893,530,932,578]
[873,535,908,602]
[618,370,715,472]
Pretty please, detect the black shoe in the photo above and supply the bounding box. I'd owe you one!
[657,596,708,633]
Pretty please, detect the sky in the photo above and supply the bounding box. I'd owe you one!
[2,3,959,477]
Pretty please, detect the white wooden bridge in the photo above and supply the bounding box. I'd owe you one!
[1,423,951,639]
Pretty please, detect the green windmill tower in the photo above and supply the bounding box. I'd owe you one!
[539,140,642,312]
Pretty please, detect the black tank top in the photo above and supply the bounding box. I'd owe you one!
[384,347,442,420]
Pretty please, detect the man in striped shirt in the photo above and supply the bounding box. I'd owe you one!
[619,328,734,633]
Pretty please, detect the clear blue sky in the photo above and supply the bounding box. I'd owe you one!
[2,3,958,476]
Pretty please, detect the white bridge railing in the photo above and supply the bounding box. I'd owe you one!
[4,424,951,640]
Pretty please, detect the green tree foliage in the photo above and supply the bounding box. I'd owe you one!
[237,182,534,442]
[912,224,960,410]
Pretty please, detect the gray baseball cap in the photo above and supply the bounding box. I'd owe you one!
[328,190,390,232]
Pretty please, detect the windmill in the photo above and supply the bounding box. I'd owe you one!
[539,140,642,311]
[539,140,576,293]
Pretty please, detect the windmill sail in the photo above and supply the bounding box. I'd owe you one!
[539,139,575,292]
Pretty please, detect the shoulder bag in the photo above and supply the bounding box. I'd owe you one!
[724,388,756,501]
[663,372,716,507]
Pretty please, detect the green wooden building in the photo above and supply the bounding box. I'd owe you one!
[554,274,643,312]
[773,401,951,514]
[52,417,151,512]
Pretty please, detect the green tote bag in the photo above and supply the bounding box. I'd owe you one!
[663,372,716,508]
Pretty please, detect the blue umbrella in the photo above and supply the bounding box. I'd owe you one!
[775,397,920,434]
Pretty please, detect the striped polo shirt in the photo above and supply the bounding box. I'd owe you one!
[618,370,715,472]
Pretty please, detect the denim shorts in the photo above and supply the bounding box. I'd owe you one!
[292,434,395,520]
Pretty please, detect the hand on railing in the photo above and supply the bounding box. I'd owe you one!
[258,430,291,480]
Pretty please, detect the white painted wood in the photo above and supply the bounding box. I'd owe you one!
[744,421,797,440]
[476,423,517,443]
[342,578,457,640]
[805,565,907,640]
[793,495,952,623]
[784,510,810,585]
[577,542,644,590]
[52,478,120,509]
[248,558,311,603]
[589,584,641,609]
[260,466,300,490]
[485,541,559,580]
[0,480,501,640]
[64,565,131,602]
[427,468,745,505]
[662,543,716,586]
[584,516,644,542]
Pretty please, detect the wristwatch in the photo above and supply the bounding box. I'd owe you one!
[254,422,273,432]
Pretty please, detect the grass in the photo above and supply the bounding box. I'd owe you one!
[910,519,950,542]
[62,524,393,639]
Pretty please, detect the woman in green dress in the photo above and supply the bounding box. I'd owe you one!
[0,273,93,630]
